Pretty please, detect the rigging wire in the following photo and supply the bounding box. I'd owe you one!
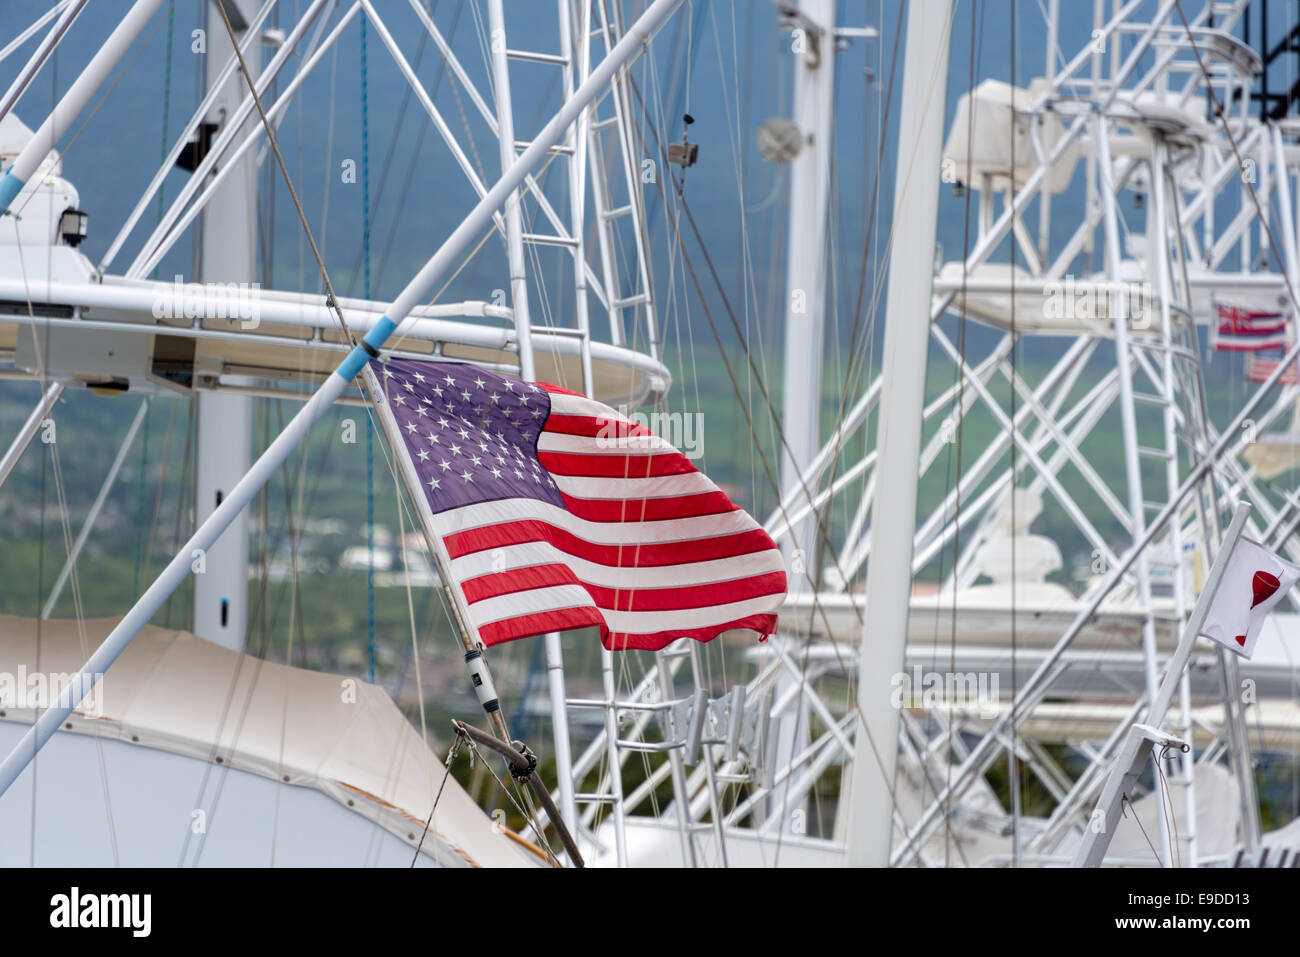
[411,735,462,866]
[161,398,196,628]
[151,0,176,278]
[1173,0,1300,851]
[175,0,392,862]
[633,0,964,856]
[625,79,921,850]
[31,391,46,867]
[131,403,152,597]
[460,731,561,867]
[211,0,359,348]
[348,0,458,297]
[1008,0,1022,870]
[629,78,860,627]
[942,0,982,868]
[11,157,125,866]
[7,1,174,227]
[362,8,376,684]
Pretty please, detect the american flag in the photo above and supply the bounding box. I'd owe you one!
[1246,355,1300,385]
[1214,303,1288,352]
[373,357,787,651]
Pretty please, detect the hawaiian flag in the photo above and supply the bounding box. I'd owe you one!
[373,357,787,651]
[1214,303,1288,353]
[1199,536,1300,658]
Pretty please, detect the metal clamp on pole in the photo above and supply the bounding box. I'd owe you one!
[463,647,500,714]
[450,720,585,868]
[1072,723,1189,868]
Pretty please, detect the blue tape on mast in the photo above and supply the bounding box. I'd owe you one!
[337,316,396,381]
[0,169,26,215]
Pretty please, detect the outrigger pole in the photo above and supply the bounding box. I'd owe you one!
[0,0,90,126]
[0,0,686,799]
[0,0,167,213]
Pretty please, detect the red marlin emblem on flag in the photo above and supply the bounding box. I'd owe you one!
[1237,571,1283,646]
[1200,536,1300,658]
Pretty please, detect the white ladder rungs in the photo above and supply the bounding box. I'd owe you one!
[1137,445,1174,460]
[514,139,575,157]
[611,292,650,310]
[506,49,569,66]
[523,232,580,248]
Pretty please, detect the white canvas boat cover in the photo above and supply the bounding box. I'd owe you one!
[0,615,542,868]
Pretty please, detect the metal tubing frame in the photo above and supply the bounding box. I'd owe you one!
[0,380,62,493]
[0,0,168,213]
[0,0,688,800]
[0,0,89,125]
[40,398,149,619]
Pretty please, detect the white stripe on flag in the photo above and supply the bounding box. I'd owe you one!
[596,594,788,634]
[551,471,716,500]
[547,391,632,420]
[469,585,784,637]
[538,431,677,455]
[449,539,788,589]
[432,496,758,545]
[467,584,596,630]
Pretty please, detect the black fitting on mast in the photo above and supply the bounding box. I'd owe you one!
[450,719,585,868]
[464,647,500,713]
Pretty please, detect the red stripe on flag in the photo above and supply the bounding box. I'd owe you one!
[1219,321,1286,335]
[481,607,783,651]
[603,613,781,651]
[478,606,607,646]
[1217,305,1283,322]
[559,490,739,522]
[462,566,786,612]
[544,413,652,439]
[538,449,697,478]
[443,519,779,567]
[1247,356,1300,384]
[461,562,580,603]
[580,571,788,612]
[1216,340,1287,353]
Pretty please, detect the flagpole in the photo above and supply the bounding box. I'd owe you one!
[0,0,686,802]
[362,367,483,664]
[1073,501,1251,867]
[363,366,583,866]
[361,366,513,738]
[1146,502,1250,734]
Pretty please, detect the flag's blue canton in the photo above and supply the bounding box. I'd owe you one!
[371,357,565,514]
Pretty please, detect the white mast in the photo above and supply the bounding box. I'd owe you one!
[772,0,836,835]
[778,0,835,574]
[845,0,952,867]
[193,0,259,652]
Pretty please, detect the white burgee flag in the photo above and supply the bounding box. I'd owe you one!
[1198,536,1300,658]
